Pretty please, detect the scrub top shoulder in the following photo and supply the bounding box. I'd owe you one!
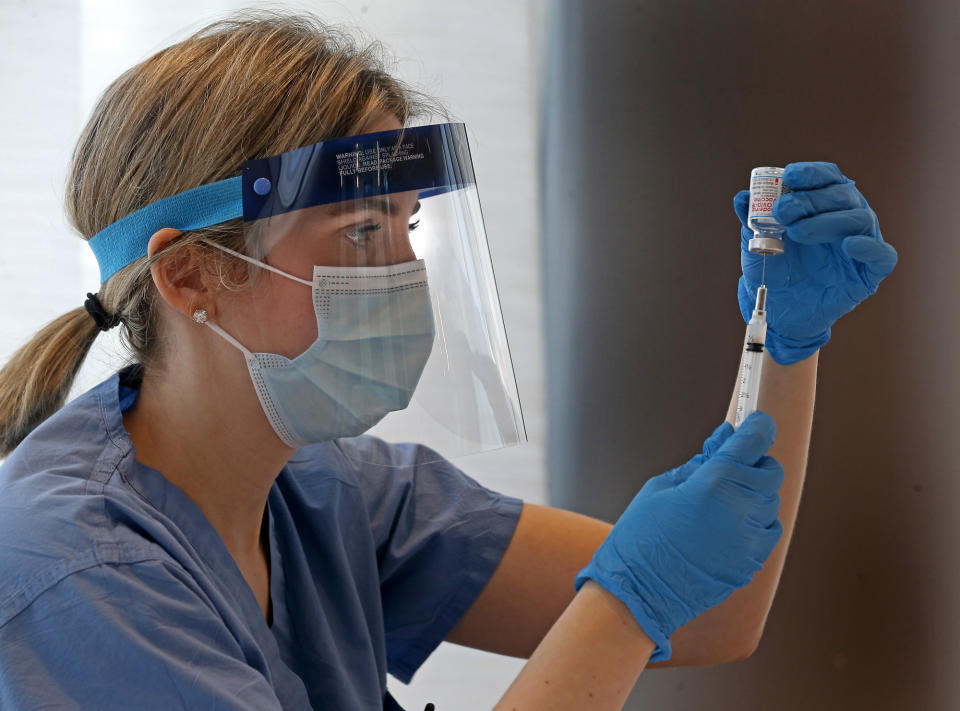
[0,365,524,710]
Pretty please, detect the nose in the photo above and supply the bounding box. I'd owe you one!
[365,216,416,266]
[389,226,417,264]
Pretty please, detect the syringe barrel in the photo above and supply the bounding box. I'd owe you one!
[734,346,765,428]
[754,285,767,313]
[745,313,768,346]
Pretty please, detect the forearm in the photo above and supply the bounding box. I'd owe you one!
[652,347,818,666]
[494,580,655,711]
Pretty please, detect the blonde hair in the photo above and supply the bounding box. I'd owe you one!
[0,10,441,456]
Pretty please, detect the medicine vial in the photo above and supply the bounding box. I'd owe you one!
[747,167,788,255]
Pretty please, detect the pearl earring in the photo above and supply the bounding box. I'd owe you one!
[192,308,208,324]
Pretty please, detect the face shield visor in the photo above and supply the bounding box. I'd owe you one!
[89,123,526,466]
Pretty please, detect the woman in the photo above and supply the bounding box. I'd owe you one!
[0,12,896,711]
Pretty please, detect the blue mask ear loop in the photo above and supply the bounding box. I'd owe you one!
[197,239,314,357]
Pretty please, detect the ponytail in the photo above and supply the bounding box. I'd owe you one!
[0,308,100,456]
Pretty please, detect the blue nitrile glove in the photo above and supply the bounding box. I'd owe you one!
[574,412,784,662]
[734,162,898,365]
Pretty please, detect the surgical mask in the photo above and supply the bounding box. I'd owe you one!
[201,243,435,448]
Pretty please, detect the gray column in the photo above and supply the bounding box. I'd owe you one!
[542,1,952,707]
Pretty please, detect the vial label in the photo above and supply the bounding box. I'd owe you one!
[748,174,788,219]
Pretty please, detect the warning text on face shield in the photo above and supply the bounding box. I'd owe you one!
[336,143,425,177]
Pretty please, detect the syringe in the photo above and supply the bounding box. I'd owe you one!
[734,284,768,428]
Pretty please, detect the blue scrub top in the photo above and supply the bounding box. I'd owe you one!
[0,366,523,710]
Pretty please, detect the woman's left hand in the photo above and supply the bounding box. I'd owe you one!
[733,161,898,365]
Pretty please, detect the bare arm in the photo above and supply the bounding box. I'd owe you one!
[653,346,817,665]
[493,580,655,711]
[448,347,817,665]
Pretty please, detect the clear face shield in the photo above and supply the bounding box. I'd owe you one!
[205,123,525,466]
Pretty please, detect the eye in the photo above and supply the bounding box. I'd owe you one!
[408,219,421,232]
[344,223,382,246]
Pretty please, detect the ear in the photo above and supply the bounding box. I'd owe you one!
[148,228,215,321]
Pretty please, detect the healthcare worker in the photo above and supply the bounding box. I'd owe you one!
[0,12,896,711]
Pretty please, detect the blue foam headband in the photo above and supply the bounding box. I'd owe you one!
[88,177,242,284]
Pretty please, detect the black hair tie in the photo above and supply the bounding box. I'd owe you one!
[84,292,120,332]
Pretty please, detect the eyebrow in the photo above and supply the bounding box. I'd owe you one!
[327,196,420,217]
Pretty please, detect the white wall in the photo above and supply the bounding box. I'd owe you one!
[0,1,547,708]
[0,0,85,367]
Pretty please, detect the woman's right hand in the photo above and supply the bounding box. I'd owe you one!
[574,411,784,662]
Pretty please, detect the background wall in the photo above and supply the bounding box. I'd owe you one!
[542,1,953,709]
